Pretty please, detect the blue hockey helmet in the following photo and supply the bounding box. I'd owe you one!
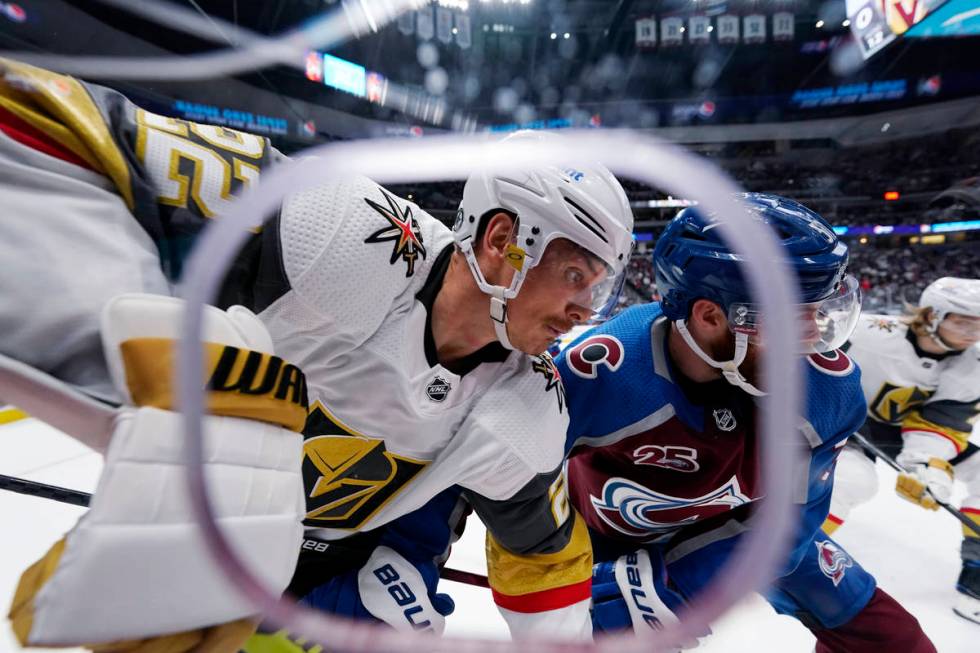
[655,193,850,321]
[653,194,859,395]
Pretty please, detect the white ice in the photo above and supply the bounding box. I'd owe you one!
[1,418,975,652]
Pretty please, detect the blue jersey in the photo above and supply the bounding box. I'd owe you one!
[556,303,867,574]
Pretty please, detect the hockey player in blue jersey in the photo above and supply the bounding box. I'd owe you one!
[557,195,937,651]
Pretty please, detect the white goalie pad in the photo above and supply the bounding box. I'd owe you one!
[21,294,305,645]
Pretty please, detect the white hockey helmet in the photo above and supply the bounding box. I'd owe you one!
[453,131,634,349]
[919,277,980,348]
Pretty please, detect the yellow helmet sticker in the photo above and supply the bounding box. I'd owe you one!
[505,244,526,272]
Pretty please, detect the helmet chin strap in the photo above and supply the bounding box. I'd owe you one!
[675,320,766,397]
[926,316,959,352]
[489,288,516,351]
[928,332,958,352]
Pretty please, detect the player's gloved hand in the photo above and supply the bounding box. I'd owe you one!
[895,451,954,510]
[301,545,454,635]
[591,549,704,648]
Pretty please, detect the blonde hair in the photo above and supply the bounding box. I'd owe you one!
[902,304,935,338]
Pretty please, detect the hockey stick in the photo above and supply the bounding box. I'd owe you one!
[851,432,980,537]
[0,473,493,587]
[0,473,92,508]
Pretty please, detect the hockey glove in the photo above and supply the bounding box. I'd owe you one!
[591,549,703,648]
[895,453,954,510]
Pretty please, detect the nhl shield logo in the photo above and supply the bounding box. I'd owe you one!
[712,408,737,432]
[425,376,452,402]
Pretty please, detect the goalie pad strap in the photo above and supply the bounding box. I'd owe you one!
[120,338,308,432]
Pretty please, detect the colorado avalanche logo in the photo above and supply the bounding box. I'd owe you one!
[567,335,625,379]
[590,476,751,538]
[815,539,852,587]
[364,190,427,277]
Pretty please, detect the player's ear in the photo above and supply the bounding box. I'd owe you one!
[480,212,516,258]
[690,299,727,333]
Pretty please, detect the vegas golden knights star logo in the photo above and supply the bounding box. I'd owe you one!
[364,189,427,277]
[302,402,428,529]
[532,355,566,413]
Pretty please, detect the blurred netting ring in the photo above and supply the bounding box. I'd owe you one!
[177,131,804,653]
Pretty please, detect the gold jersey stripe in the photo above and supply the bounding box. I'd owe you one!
[119,337,308,432]
[485,510,593,597]
[0,406,29,425]
[0,57,134,209]
[0,93,104,173]
[903,410,970,454]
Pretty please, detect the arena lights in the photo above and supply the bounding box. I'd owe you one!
[833,219,980,237]
[884,190,900,200]
[435,0,469,10]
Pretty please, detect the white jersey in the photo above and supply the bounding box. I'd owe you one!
[845,313,980,455]
[262,175,569,537]
[0,58,592,640]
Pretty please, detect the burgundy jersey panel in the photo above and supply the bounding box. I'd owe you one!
[568,411,761,543]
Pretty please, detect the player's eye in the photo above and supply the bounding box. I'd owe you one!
[565,267,585,287]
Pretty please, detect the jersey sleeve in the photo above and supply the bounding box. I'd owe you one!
[0,57,452,343]
[463,469,592,640]
[901,348,980,458]
[778,352,867,575]
[0,57,285,283]
[457,355,592,639]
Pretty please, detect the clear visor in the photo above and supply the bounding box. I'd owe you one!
[527,238,630,323]
[727,274,862,353]
[938,313,980,341]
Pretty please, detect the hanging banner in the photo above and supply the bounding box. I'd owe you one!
[397,10,414,36]
[417,5,434,41]
[743,14,767,43]
[716,14,739,44]
[455,12,471,49]
[689,15,711,43]
[635,17,657,48]
[772,12,795,41]
[661,16,684,46]
[436,7,453,44]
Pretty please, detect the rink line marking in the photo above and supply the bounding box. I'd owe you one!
[13,451,97,479]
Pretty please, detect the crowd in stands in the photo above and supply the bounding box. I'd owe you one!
[385,131,979,317]
[397,130,980,230]
[848,242,980,314]
[619,241,980,316]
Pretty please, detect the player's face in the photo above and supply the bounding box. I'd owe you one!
[506,238,609,354]
[938,313,980,350]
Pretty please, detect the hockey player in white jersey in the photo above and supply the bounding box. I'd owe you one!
[0,58,634,650]
[824,277,980,624]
